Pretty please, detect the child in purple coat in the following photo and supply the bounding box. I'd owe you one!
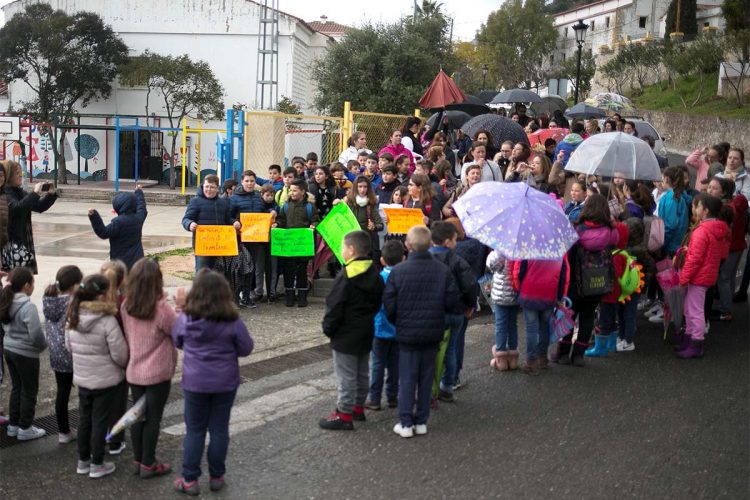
[172,270,254,496]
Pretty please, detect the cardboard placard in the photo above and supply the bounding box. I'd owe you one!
[195,225,239,256]
[382,207,426,234]
[270,228,315,257]
[240,213,273,242]
[316,202,362,264]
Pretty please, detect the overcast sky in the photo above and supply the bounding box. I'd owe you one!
[0,0,501,41]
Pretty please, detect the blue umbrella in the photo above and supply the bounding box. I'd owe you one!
[453,182,578,260]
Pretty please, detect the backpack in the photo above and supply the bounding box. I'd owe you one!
[574,245,614,298]
[643,215,665,253]
[280,201,313,220]
[613,249,645,303]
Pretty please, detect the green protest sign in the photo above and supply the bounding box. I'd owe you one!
[316,202,362,264]
[271,228,315,257]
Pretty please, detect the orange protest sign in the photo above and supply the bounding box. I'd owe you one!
[194,225,238,256]
[240,213,273,242]
[383,207,426,234]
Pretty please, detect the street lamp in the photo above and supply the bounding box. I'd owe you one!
[482,64,488,91]
[572,19,589,104]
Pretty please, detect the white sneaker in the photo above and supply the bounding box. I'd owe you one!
[6,424,19,437]
[617,340,635,352]
[17,425,46,441]
[59,429,77,444]
[616,337,626,349]
[648,311,664,323]
[77,459,92,475]
[89,462,116,479]
[414,424,428,436]
[645,303,663,317]
[108,441,126,455]
[705,320,710,334]
[393,423,414,438]
[637,298,652,311]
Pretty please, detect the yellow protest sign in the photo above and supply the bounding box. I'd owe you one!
[195,225,239,256]
[383,207,426,234]
[240,213,273,242]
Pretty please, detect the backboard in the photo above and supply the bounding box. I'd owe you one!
[0,116,21,141]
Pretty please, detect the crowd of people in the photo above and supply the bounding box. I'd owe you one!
[0,107,748,493]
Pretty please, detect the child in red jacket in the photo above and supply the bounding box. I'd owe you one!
[678,195,730,359]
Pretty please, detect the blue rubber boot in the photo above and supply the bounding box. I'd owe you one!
[585,333,610,357]
[607,331,619,353]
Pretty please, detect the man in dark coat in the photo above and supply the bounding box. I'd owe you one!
[88,186,148,269]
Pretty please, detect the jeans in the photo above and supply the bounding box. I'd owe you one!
[4,351,40,429]
[54,371,73,434]
[456,317,469,376]
[368,338,399,405]
[78,382,121,464]
[182,389,237,482]
[246,243,267,296]
[523,308,552,361]
[685,285,708,341]
[130,380,171,467]
[618,293,639,343]
[398,346,438,428]
[332,350,369,414]
[738,248,750,296]
[283,257,309,291]
[717,251,742,314]
[493,304,519,351]
[599,302,618,334]
[195,255,217,273]
[440,314,466,394]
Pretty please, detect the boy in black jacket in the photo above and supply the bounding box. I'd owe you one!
[383,226,457,438]
[319,231,385,430]
[428,222,478,402]
[88,185,147,269]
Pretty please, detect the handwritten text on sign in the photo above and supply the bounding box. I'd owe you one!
[271,228,315,257]
[382,207,425,234]
[240,213,273,242]
[316,202,361,264]
[195,225,238,256]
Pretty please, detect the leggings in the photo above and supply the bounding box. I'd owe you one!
[54,371,74,434]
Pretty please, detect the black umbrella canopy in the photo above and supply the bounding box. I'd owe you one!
[564,103,607,119]
[529,95,567,117]
[460,114,529,148]
[490,88,543,104]
[426,110,472,130]
[445,101,490,116]
[476,90,498,103]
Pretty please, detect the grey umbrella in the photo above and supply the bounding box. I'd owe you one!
[564,103,607,119]
[460,114,529,149]
[530,95,567,117]
[426,110,472,130]
[476,90,498,103]
[490,88,543,104]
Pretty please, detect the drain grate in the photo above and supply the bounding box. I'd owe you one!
[1,408,80,450]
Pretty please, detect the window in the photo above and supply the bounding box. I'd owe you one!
[562,53,566,61]
[565,27,568,38]
[590,20,595,31]
[605,16,610,28]
[704,22,710,27]
[639,16,647,29]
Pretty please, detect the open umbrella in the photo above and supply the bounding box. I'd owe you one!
[460,114,529,149]
[427,110,472,130]
[453,182,579,260]
[476,90,499,104]
[445,96,490,116]
[490,88,543,104]
[530,95,567,117]
[565,132,662,181]
[527,128,569,147]
[585,93,635,114]
[564,103,607,119]
[419,69,466,109]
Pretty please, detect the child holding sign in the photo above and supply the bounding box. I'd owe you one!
[336,176,383,263]
[274,180,319,307]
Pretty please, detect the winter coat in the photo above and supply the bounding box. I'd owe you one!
[89,190,147,269]
[680,219,731,287]
[374,267,396,340]
[43,295,73,372]
[402,130,424,156]
[230,187,267,218]
[564,200,584,223]
[338,146,372,166]
[377,180,400,204]
[181,188,235,245]
[3,293,46,359]
[276,197,320,229]
[347,201,385,233]
[566,221,626,302]
[456,237,488,281]
[383,251,458,349]
[308,183,346,219]
[429,246,478,314]
[460,160,502,183]
[0,192,7,264]
[486,251,517,306]
[379,144,415,172]
[727,194,748,252]
[4,186,57,273]
[172,313,254,393]
[511,259,568,311]
[322,258,384,355]
[65,301,129,390]
[718,168,750,201]
[686,149,710,190]
[121,298,178,386]
[657,189,692,255]
[404,197,442,225]
[553,133,584,168]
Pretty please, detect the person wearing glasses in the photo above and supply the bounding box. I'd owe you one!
[493,140,514,179]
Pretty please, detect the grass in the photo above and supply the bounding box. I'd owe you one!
[148,247,193,262]
[631,72,750,120]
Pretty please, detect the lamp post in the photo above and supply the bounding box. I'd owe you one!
[572,19,589,104]
[482,64,488,91]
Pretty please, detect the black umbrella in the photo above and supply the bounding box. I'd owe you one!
[460,114,529,149]
[529,95,567,117]
[445,101,490,116]
[427,110,473,130]
[490,88,543,104]
[476,90,498,103]
[564,103,607,119]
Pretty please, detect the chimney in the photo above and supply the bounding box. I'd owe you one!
[320,15,328,24]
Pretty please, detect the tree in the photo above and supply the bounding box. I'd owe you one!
[723,0,750,61]
[453,41,495,95]
[722,29,750,107]
[413,0,444,20]
[120,52,224,188]
[599,57,629,94]
[665,0,698,39]
[554,50,596,100]
[476,0,557,90]
[0,3,128,184]
[665,34,724,108]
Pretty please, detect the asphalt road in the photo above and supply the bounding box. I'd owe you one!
[1,301,747,499]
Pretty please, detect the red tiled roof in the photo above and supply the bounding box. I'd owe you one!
[0,81,7,96]
[307,20,351,35]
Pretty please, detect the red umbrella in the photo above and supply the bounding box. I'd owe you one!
[527,128,569,147]
[419,69,466,109]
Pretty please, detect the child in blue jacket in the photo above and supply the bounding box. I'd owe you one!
[88,186,147,269]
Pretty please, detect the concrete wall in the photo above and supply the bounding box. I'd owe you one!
[642,110,749,154]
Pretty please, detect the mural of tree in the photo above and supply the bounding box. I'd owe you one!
[74,134,100,172]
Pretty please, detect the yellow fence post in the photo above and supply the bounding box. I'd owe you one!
[414,109,421,119]
[180,118,187,195]
[196,120,202,182]
[341,101,352,153]
[244,121,249,171]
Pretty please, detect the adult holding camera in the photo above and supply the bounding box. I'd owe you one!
[1,160,57,274]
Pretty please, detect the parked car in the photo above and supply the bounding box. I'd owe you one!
[598,117,668,157]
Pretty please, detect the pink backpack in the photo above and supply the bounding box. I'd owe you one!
[643,215,665,253]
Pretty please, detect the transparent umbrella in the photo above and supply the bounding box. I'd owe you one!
[564,132,662,181]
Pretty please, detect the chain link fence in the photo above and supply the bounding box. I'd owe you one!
[349,111,410,153]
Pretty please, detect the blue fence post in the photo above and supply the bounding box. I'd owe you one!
[134,117,139,184]
[236,110,245,177]
[115,116,120,193]
[225,109,234,181]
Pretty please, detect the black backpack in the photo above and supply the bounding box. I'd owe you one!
[574,244,614,298]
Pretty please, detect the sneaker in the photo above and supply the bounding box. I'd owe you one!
[108,442,126,455]
[393,423,414,438]
[616,337,626,350]
[58,429,77,444]
[89,462,116,479]
[387,398,398,408]
[637,298,653,311]
[364,400,382,411]
[6,424,18,437]
[139,460,172,479]
[131,461,142,475]
[645,303,663,317]
[210,476,225,492]
[267,293,276,303]
[239,297,257,309]
[174,477,201,496]
[648,311,665,323]
[705,320,711,334]
[452,376,462,391]
[76,459,92,475]
[318,410,354,431]
[617,340,635,352]
[352,411,366,422]
[414,424,427,436]
[0,414,8,426]
[437,390,455,403]
[17,425,46,441]
[719,313,733,321]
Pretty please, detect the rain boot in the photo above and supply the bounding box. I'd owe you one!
[553,340,572,365]
[673,329,692,352]
[677,339,704,359]
[571,341,588,367]
[285,289,296,307]
[585,333,610,357]
[607,331,619,353]
[297,289,308,308]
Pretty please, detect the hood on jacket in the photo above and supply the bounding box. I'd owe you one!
[345,259,373,279]
[195,186,221,200]
[76,301,119,333]
[702,218,730,241]
[8,293,31,320]
[113,192,137,215]
[577,222,623,251]
[42,295,70,323]
[563,133,584,145]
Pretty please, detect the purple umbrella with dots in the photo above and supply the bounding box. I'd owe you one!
[453,182,578,260]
